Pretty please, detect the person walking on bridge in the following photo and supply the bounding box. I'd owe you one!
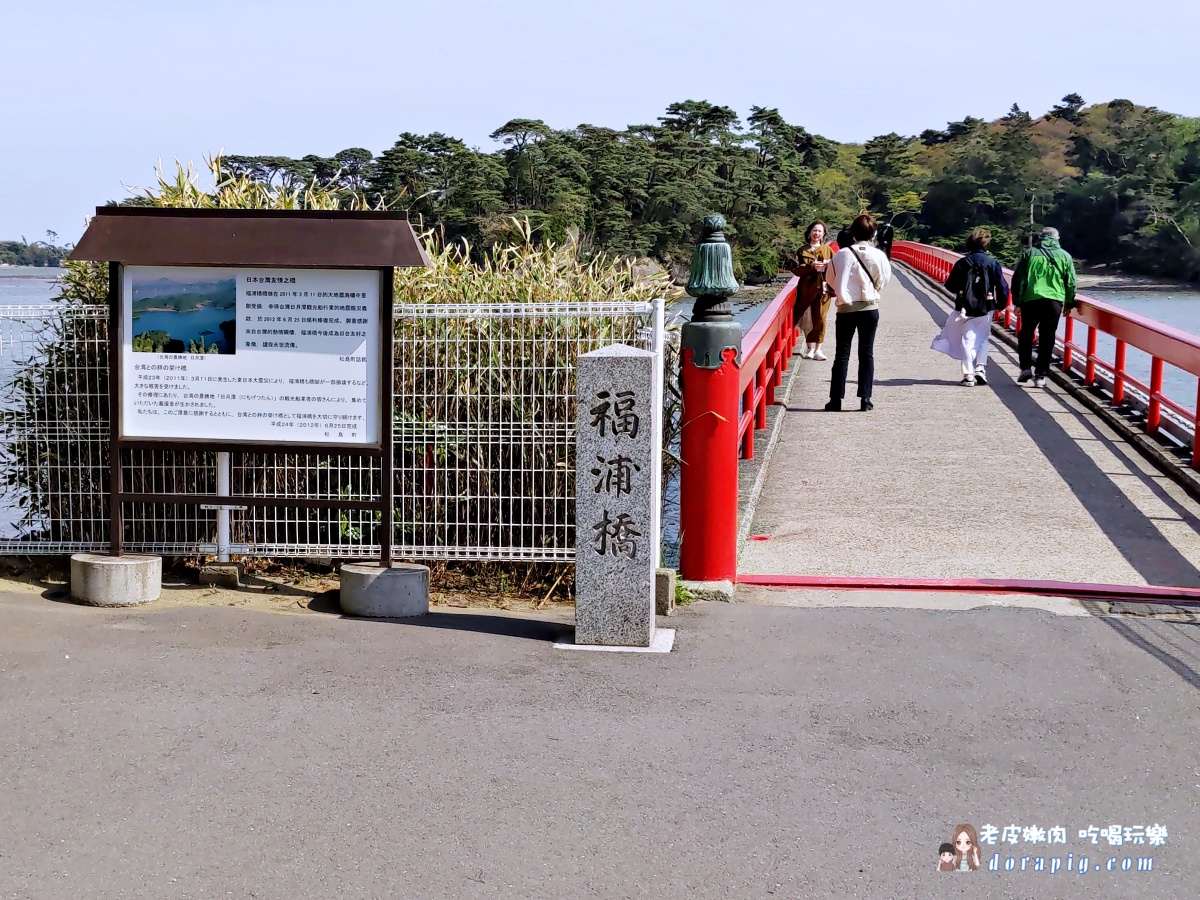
[935,227,1010,385]
[824,213,893,412]
[787,221,835,360]
[1011,226,1077,388]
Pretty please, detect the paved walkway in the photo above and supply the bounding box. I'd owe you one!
[2,590,1198,898]
[739,266,1200,587]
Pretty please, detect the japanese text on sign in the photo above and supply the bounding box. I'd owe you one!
[588,388,643,559]
[120,265,381,445]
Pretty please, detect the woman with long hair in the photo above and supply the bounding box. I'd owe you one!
[952,823,982,871]
[788,221,835,360]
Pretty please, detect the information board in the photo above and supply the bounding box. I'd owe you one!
[120,265,382,446]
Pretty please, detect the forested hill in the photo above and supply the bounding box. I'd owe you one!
[0,235,69,267]
[211,95,1200,282]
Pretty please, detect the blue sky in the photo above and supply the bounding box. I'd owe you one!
[2,0,1198,243]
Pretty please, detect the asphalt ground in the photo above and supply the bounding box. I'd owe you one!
[2,590,1198,899]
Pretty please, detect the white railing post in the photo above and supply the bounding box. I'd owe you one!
[216,451,231,563]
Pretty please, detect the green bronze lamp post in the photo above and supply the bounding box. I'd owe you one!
[678,214,741,584]
[685,214,741,324]
[681,213,742,368]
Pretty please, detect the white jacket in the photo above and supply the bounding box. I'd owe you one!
[826,242,893,312]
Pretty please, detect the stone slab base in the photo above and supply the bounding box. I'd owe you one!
[681,579,735,602]
[339,563,429,618]
[70,554,162,607]
[199,563,242,589]
[554,628,675,654]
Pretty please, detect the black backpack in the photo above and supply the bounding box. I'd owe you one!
[960,260,992,317]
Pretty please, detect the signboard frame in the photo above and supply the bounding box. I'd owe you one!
[111,262,391,452]
[70,208,429,564]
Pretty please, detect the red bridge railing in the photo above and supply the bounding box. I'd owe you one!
[737,278,800,459]
[893,239,1200,465]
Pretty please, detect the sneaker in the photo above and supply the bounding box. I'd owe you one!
[824,400,842,412]
[1018,369,1033,383]
[960,375,975,386]
[975,371,988,386]
[1034,376,1047,388]
[813,348,827,361]
[800,347,813,359]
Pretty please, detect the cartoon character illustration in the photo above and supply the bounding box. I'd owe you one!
[937,842,956,872]
[952,823,982,871]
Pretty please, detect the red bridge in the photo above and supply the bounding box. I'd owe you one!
[678,240,1200,607]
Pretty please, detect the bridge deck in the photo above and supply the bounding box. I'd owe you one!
[739,266,1200,588]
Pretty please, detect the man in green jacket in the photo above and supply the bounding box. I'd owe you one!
[1011,227,1077,388]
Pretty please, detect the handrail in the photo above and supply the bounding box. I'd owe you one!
[893,239,1200,465]
[740,278,797,389]
[736,278,800,459]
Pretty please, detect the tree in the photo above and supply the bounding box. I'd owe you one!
[1049,93,1085,124]
[1002,104,1032,127]
[334,148,374,190]
[489,118,552,206]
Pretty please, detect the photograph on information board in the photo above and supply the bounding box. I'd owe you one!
[131,273,237,354]
[120,265,381,447]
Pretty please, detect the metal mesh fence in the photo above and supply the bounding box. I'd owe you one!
[0,301,658,560]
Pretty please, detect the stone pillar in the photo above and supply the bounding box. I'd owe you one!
[575,344,662,646]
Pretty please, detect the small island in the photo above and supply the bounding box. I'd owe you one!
[0,234,69,267]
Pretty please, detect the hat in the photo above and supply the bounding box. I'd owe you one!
[1041,227,1060,240]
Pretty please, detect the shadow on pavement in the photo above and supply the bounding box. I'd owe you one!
[304,589,570,642]
[400,612,571,643]
[1099,616,1200,690]
[894,267,956,325]
[900,264,1200,587]
[988,344,1200,587]
[873,377,960,387]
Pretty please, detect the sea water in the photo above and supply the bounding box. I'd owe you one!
[0,266,62,305]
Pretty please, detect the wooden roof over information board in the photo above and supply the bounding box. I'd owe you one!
[70,208,430,268]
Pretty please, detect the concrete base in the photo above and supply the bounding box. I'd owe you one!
[199,563,242,589]
[70,554,161,607]
[681,579,735,603]
[339,563,429,618]
[554,628,675,654]
[656,568,676,616]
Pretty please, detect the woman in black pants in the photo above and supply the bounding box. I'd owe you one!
[823,214,894,411]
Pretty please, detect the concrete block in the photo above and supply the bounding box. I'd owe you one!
[339,563,429,618]
[70,554,161,607]
[681,579,735,603]
[199,563,242,589]
[575,343,662,647]
[656,567,676,617]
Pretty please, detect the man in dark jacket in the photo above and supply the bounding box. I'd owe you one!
[943,227,1010,385]
[875,222,895,259]
[1011,227,1078,388]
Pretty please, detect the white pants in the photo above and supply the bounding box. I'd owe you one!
[931,312,992,376]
